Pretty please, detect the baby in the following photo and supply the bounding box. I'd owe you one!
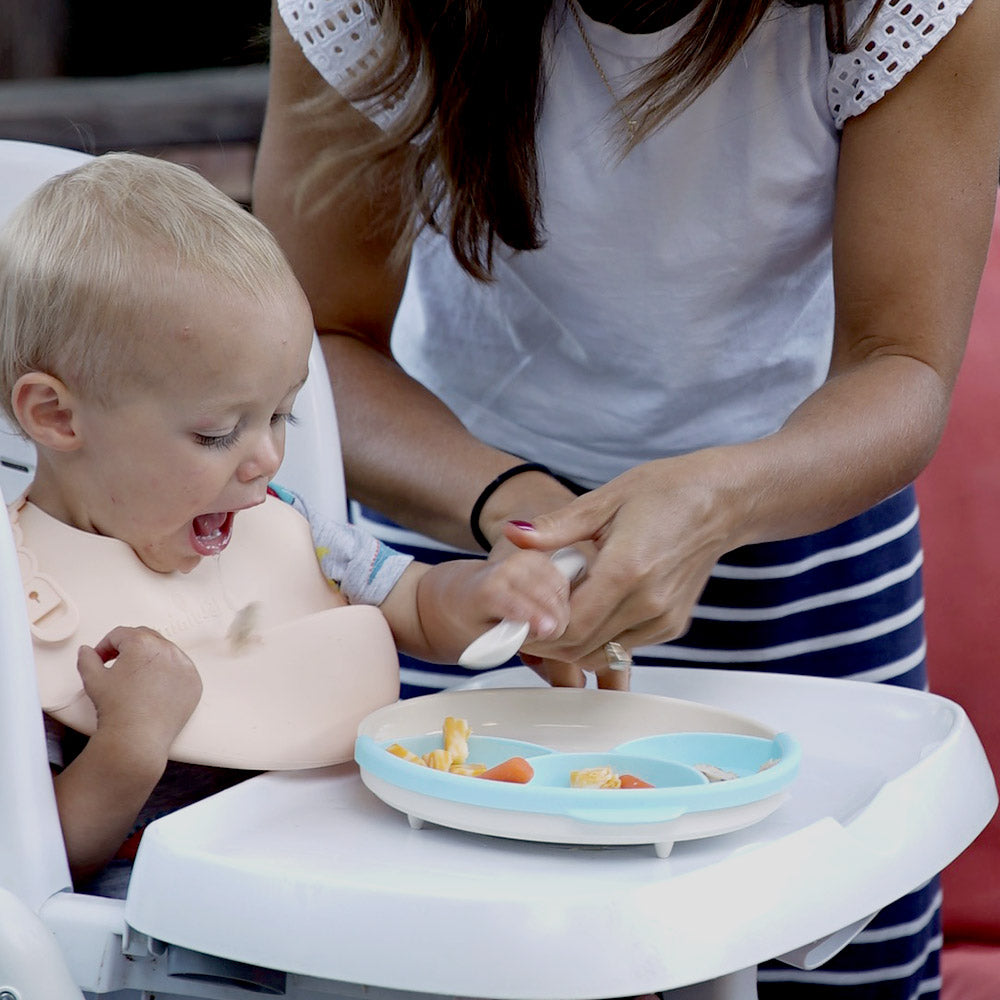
[0,153,572,896]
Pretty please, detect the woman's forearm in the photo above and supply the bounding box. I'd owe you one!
[320,332,577,548]
[718,351,951,550]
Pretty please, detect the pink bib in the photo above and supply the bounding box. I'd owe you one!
[9,495,399,769]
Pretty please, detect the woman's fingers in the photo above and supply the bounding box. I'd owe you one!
[505,456,738,661]
[503,487,619,553]
[519,654,587,689]
[518,648,631,692]
[594,660,631,691]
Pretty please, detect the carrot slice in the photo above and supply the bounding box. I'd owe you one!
[477,756,534,784]
[619,773,655,789]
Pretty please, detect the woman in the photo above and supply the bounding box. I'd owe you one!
[254,1,1000,995]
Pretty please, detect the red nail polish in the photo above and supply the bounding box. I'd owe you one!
[508,519,535,530]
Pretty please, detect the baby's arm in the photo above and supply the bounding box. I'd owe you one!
[286,488,570,660]
[380,551,572,662]
[52,627,202,885]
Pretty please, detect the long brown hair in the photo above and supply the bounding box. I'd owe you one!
[309,1,879,279]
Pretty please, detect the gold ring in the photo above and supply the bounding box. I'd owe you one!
[604,641,632,671]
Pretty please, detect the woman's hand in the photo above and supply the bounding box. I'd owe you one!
[517,651,633,692]
[503,449,746,664]
[387,548,575,663]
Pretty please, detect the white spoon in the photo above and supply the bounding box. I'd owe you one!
[457,546,588,669]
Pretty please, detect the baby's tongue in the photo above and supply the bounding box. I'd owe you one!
[191,511,232,556]
[193,512,227,538]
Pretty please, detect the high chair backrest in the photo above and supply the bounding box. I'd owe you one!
[0,141,92,502]
[0,141,92,909]
[0,140,347,911]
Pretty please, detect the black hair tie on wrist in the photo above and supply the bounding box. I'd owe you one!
[469,462,554,551]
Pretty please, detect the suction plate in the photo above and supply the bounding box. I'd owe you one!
[355,687,800,857]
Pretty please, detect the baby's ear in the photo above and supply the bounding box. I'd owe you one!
[11,373,83,451]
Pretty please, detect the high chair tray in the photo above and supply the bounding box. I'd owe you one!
[354,688,801,855]
[124,667,996,998]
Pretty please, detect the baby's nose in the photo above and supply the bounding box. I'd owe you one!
[238,432,283,483]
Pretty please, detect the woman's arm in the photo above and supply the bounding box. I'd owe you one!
[505,0,1000,659]
[254,4,576,548]
[739,0,1000,541]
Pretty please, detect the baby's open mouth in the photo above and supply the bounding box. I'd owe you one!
[190,510,235,556]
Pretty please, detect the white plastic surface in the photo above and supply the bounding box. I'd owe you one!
[124,666,997,999]
[277,334,347,523]
[0,887,83,999]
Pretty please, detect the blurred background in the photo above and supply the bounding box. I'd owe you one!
[0,0,271,205]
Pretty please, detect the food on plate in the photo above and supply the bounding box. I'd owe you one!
[382,719,533,781]
[619,773,655,789]
[423,748,454,771]
[694,763,738,782]
[476,756,535,784]
[570,765,621,789]
[443,715,470,763]
[386,743,425,765]
[383,716,499,777]
[383,718,762,790]
[450,762,487,777]
[570,766,657,789]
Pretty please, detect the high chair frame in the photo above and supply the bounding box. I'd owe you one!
[0,139,352,1000]
[5,141,996,1000]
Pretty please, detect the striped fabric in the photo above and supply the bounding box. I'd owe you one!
[352,484,940,999]
[631,487,926,690]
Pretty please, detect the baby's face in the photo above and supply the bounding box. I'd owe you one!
[69,277,314,573]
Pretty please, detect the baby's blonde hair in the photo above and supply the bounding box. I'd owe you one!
[0,152,299,426]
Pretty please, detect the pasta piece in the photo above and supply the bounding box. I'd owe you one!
[443,716,471,764]
[570,766,621,789]
[423,748,454,771]
[386,743,425,765]
[450,762,487,777]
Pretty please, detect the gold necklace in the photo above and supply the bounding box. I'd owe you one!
[568,0,639,138]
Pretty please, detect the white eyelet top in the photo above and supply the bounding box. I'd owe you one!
[280,0,971,128]
[276,0,976,489]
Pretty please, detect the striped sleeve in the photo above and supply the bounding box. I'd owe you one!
[276,485,414,606]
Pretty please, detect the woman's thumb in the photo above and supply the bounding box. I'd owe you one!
[501,493,608,551]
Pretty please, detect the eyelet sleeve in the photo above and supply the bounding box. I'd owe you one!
[277,0,405,128]
[828,0,975,126]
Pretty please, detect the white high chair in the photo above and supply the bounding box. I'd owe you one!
[4,140,996,1000]
[0,139,348,999]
